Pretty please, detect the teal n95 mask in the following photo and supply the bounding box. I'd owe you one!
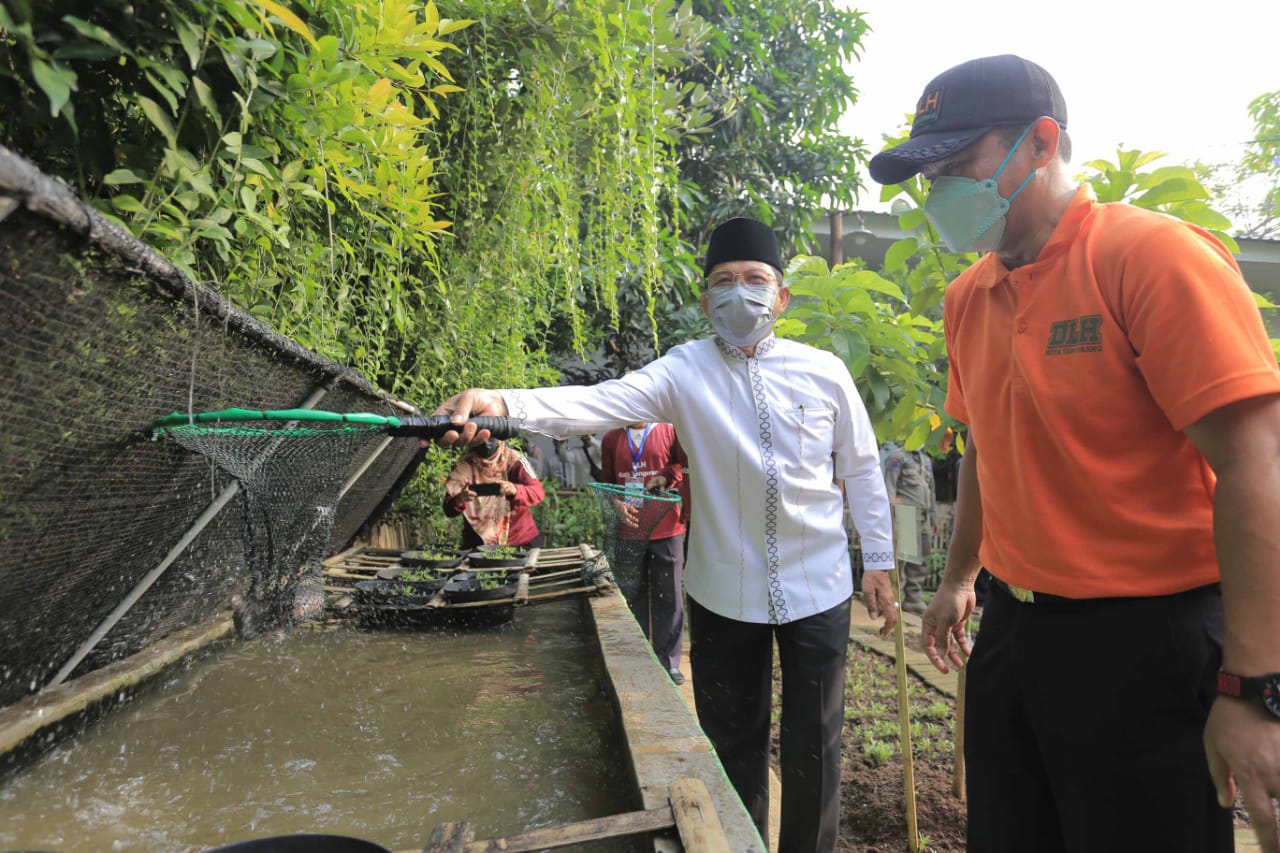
[923,123,1036,254]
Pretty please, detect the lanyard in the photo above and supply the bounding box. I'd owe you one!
[626,424,653,473]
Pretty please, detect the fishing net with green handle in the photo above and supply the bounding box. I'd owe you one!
[150,408,518,636]
[151,408,519,439]
[587,482,682,597]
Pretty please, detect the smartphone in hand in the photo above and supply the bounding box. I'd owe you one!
[470,482,502,496]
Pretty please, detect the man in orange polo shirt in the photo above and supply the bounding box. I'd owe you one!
[870,54,1280,853]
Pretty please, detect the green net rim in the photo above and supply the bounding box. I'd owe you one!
[587,482,682,503]
[155,424,383,438]
[151,407,398,437]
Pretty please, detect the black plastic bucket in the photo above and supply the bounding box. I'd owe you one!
[399,548,468,570]
[442,575,518,604]
[467,545,529,569]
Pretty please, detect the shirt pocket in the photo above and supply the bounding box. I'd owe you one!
[772,403,835,474]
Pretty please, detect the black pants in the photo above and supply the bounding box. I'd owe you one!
[689,596,851,853]
[620,533,684,672]
[966,580,1231,853]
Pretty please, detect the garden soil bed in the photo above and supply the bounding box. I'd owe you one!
[771,644,967,852]
[770,638,1254,852]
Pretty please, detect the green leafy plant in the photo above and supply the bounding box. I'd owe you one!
[400,567,444,582]
[1083,149,1237,250]
[777,255,948,449]
[472,568,511,590]
[531,482,604,549]
[863,737,895,765]
[868,719,899,740]
[415,549,458,561]
[918,700,951,721]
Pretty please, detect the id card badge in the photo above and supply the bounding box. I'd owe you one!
[623,473,645,505]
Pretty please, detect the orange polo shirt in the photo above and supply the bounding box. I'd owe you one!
[945,186,1280,598]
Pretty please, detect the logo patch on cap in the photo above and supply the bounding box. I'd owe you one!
[914,88,942,128]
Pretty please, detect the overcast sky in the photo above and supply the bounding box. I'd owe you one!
[839,0,1280,210]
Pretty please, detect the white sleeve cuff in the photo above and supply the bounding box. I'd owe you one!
[860,542,896,571]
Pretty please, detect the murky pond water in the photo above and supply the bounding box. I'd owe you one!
[0,600,643,852]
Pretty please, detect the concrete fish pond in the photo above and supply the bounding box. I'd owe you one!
[0,546,762,852]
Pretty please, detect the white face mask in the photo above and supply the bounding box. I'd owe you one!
[707,283,778,347]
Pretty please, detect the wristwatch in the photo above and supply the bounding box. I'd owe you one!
[1216,670,1280,718]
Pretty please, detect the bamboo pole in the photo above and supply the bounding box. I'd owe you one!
[322,542,367,567]
[432,584,599,610]
[953,663,967,800]
[890,567,920,851]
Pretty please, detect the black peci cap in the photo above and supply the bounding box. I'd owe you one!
[868,54,1067,185]
[702,217,784,276]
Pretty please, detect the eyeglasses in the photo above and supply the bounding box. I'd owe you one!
[706,270,779,289]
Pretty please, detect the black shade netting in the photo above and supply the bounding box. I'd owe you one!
[587,483,681,599]
[156,421,391,636]
[0,149,423,707]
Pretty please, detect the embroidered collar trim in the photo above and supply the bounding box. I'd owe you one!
[714,333,777,361]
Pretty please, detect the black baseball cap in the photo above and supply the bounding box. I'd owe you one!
[868,54,1068,185]
[702,217,784,276]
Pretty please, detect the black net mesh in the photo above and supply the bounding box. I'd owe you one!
[155,420,392,636]
[0,149,423,706]
[587,483,681,598]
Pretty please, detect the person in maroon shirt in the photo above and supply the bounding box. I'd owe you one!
[600,422,687,684]
[443,439,545,549]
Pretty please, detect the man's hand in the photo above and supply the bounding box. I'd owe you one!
[920,579,976,673]
[613,498,640,529]
[1205,697,1280,853]
[428,388,509,448]
[861,570,899,639]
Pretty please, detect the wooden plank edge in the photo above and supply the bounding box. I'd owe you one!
[406,807,672,853]
[668,777,732,853]
[0,615,234,758]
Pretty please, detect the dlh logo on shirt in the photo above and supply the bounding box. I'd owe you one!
[1045,314,1103,356]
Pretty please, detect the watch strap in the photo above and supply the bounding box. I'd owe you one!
[1220,670,1280,719]
[1217,670,1251,699]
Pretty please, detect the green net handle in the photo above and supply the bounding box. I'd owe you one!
[152,408,519,439]
[152,408,394,428]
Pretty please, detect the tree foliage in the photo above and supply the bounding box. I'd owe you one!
[586,0,877,377]
[0,0,479,403]
[1196,89,1280,241]
[777,255,946,450]
[428,0,709,378]
[672,1,871,256]
[1,0,720,524]
[1241,90,1280,238]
